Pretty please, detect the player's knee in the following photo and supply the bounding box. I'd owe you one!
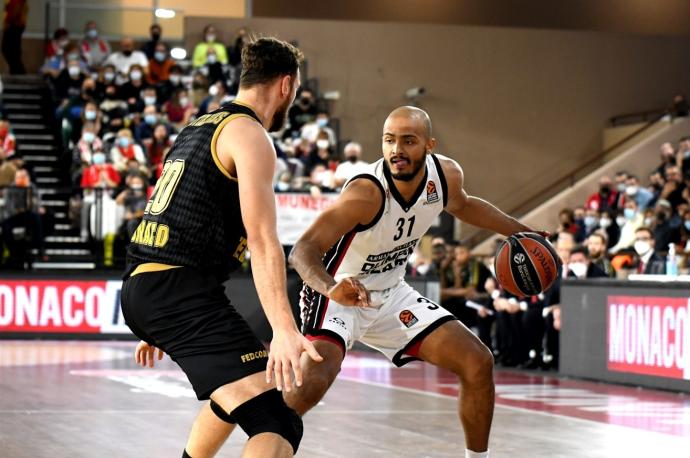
[461,344,494,385]
[230,389,303,453]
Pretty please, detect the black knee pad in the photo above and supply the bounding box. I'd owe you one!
[209,399,236,424]
[230,389,303,453]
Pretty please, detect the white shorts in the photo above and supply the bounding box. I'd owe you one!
[299,281,456,366]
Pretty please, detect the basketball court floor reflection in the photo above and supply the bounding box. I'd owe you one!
[1,341,688,457]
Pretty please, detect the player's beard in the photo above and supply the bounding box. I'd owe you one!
[388,153,426,182]
[268,96,291,132]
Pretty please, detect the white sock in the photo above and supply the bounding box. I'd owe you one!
[465,449,489,458]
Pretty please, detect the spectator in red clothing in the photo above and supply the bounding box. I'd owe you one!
[143,124,172,169]
[0,120,17,158]
[585,175,619,212]
[80,151,120,189]
[45,27,69,59]
[146,42,174,86]
[109,128,146,172]
[2,0,28,74]
[163,88,195,129]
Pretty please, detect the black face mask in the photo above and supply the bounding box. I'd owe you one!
[123,50,133,57]
[600,186,610,196]
[347,156,358,163]
[151,32,161,41]
[656,211,668,221]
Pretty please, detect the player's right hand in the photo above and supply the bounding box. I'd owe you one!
[267,329,323,392]
[134,340,164,368]
[327,278,371,307]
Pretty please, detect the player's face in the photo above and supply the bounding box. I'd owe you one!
[382,116,429,182]
[269,70,300,132]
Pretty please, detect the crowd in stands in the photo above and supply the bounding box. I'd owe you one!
[405,135,690,371]
[0,21,371,267]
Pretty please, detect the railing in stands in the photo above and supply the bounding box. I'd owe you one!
[463,108,674,247]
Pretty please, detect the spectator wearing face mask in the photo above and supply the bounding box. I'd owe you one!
[633,227,666,274]
[597,209,620,248]
[333,142,369,188]
[227,26,249,66]
[81,151,120,189]
[198,48,228,86]
[622,174,654,211]
[580,207,600,239]
[80,21,111,70]
[105,37,149,78]
[54,57,85,105]
[609,199,644,254]
[147,42,174,86]
[115,173,148,238]
[586,231,615,277]
[72,121,103,185]
[69,100,101,145]
[192,25,228,68]
[42,36,80,82]
[99,84,128,134]
[585,175,619,212]
[120,64,148,111]
[141,23,162,60]
[568,245,607,280]
[651,199,681,256]
[302,132,338,177]
[198,81,231,116]
[95,64,117,99]
[109,129,146,172]
[157,64,184,102]
[301,111,336,145]
[134,104,165,143]
[288,89,318,136]
[163,88,195,129]
[46,27,69,59]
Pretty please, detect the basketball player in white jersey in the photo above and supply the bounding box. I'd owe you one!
[284,106,540,458]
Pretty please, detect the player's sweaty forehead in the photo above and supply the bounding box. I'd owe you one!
[383,106,432,139]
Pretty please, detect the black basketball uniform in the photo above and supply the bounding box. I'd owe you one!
[121,102,268,400]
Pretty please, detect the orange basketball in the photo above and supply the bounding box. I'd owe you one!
[494,232,561,297]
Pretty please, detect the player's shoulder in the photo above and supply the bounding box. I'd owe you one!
[432,153,464,183]
[342,172,384,199]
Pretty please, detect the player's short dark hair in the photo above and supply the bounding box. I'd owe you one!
[570,245,590,258]
[240,37,303,89]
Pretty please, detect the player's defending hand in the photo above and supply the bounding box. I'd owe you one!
[267,329,323,392]
[134,340,164,368]
[327,278,371,307]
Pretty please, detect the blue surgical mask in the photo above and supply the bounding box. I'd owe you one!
[144,114,157,125]
[624,208,636,220]
[92,153,105,165]
[684,221,690,231]
[584,216,597,227]
[316,118,328,127]
[130,70,142,81]
[84,110,97,121]
[144,96,157,106]
[118,137,130,148]
[207,55,217,64]
[154,51,166,62]
[86,29,98,39]
[82,132,95,143]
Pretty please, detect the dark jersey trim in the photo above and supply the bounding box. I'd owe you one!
[391,315,456,367]
[382,159,428,212]
[305,329,346,356]
[344,174,386,232]
[431,154,449,208]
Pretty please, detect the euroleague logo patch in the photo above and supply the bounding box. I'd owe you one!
[399,309,419,328]
[513,253,526,264]
[426,180,439,203]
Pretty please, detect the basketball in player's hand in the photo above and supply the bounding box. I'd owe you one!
[493,232,561,297]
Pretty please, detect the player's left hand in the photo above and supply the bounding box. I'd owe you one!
[134,340,164,368]
[267,329,323,392]
[327,278,371,307]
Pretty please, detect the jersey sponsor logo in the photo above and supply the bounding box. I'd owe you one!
[426,180,439,204]
[329,316,346,328]
[360,239,418,274]
[240,349,268,363]
[399,309,419,328]
[130,221,170,248]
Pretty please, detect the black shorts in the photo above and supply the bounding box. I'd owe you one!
[121,267,268,400]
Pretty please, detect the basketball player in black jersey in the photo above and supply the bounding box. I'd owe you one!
[121,37,321,458]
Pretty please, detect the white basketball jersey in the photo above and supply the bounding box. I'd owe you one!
[324,154,448,291]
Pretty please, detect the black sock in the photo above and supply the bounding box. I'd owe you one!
[182,449,192,458]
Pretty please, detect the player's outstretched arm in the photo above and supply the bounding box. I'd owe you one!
[288,178,381,307]
[217,118,321,391]
[438,155,536,236]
